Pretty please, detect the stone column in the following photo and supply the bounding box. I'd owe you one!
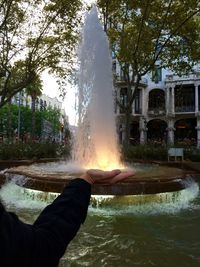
[196,117,200,149]
[132,95,135,114]
[171,85,175,114]
[140,128,147,144]
[195,84,199,114]
[141,88,145,115]
[139,117,147,144]
[165,87,170,115]
[167,119,175,145]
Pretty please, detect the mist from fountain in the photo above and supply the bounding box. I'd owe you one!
[72,7,122,171]
[1,178,199,215]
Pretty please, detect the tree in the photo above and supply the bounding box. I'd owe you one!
[0,0,82,108]
[0,102,65,142]
[97,0,200,144]
[25,75,42,140]
[0,103,31,140]
[42,106,61,137]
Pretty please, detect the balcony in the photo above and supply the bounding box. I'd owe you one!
[166,73,200,82]
[175,105,195,113]
[114,75,148,86]
[148,108,166,116]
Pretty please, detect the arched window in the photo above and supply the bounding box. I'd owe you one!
[147,119,167,142]
[175,118,197,144]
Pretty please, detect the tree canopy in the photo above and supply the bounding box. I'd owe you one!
[98,0,200,76]
[97,0,200,143]
[0,0,82,107]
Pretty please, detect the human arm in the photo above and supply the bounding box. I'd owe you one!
[0,178,91,267]
[0,169,135,267]
[32,178,91,266]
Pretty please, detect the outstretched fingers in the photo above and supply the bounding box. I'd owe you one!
[83,169,135,184]
[100,169,121,179]
[110,171,135,184]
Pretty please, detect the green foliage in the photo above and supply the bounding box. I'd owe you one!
[121,144,200,162]
[0,143,71,160]
[0,104,32,137]
[121,144,168,161]
[97,0,200,144]
[41,106,61,134]
[25,75,43,98]
[0,0,82,107]
[98,0,200,75]
[0,103,65,139]
[184,148,200,162]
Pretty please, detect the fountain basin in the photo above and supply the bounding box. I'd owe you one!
[4,163,189,195]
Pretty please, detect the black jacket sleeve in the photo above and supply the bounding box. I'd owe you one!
[0,178,91,267]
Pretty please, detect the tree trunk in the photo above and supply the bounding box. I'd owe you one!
[31,95,36,141]
[8,101,13,143]
[123,79,133,145]
[123,108,131,145]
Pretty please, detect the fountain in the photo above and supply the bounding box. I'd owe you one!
[0,7,197,199]
[1,7,200,267]
[73,7,122,171]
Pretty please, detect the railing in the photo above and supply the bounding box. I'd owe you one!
[175,106,195,112]
[148,108,166,116]
[114,75,148,85]
[166,73,200,81]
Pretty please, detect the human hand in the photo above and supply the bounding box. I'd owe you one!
[80,169,135,185]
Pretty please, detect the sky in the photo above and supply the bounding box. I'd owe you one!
[42,72,77,126]
[42,1,96,126]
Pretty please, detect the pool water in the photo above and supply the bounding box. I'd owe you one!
[0,180,200,267]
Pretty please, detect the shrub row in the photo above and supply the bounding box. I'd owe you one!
[121,145,168,162]
[121,145,200,162]
[1,143,199,162]
[0,143,71,160]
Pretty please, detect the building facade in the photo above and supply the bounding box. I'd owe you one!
[11,91,68,143]
[114,64,200,148]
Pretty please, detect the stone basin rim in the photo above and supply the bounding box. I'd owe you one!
[5,169,191,195]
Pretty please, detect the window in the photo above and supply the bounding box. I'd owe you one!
[135,89,141,114]
[198,86,200,111]
[152,65,162,83]
[44,101,47,110]
[40,99,43,111]
[149,89,165,111]
[175,85,195,112]
[120,88,127,113]
[112,61,116,73]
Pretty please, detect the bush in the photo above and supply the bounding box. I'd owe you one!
[121,144,168,162]
[184,148,200,162]
[0,142,71,160]
[121,144,200,162]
